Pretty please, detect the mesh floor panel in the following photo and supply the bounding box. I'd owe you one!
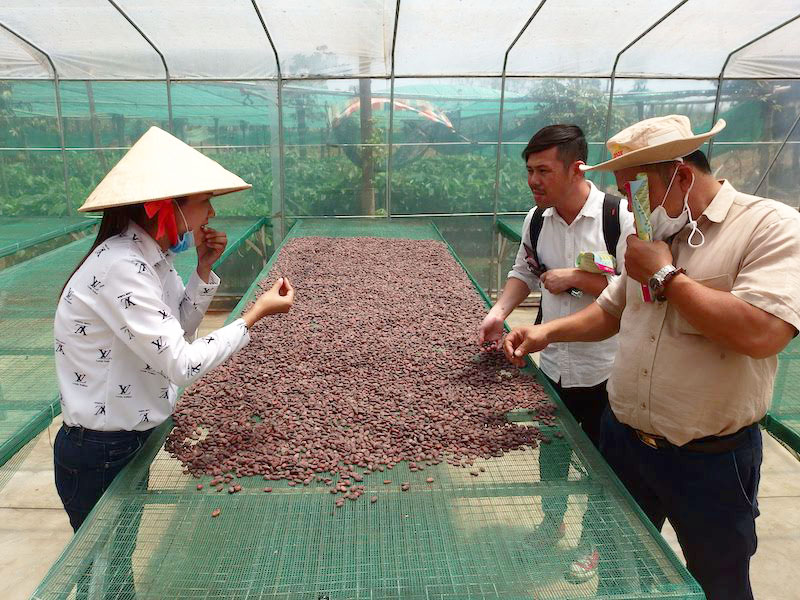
[32,218,701,599]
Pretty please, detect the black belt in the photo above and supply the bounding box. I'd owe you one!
[629,423,755,454]
[61,422,153,441]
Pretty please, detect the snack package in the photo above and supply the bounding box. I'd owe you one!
[625,174,654,302]
[576,251,616,275]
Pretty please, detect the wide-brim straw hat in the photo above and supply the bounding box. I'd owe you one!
[78,126,251,212]
[581,115,726,172]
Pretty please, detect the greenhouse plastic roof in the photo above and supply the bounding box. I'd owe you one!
[0,0,798,80]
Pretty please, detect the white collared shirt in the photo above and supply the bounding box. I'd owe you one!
[54,222,250,431]
[508,181,635,388]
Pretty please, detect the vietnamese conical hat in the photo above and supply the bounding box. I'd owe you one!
[78,126,251,212]
[581,115,726,172]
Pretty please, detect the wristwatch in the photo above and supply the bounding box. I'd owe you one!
[648,265,686,302]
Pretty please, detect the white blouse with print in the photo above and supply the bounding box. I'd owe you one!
[54,222,250,431]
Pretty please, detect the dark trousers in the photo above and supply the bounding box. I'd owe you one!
[54,424,152,599]
[600,408,761,600]
[540,375,609,529]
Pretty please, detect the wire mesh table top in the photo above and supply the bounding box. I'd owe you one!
[32,219,702,600]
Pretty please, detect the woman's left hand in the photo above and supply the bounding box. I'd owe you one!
[196,226,227,276]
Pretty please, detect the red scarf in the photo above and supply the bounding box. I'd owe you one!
[144,199,179,245]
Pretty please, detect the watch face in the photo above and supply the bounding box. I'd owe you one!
[648,276,660,291]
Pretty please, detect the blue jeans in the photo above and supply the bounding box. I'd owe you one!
[54,424,152,599]
[600,408,761,600]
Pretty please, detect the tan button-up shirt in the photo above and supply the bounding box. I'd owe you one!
[597,180,800,446]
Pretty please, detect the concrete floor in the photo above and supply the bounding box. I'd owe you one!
[2,307,799,599]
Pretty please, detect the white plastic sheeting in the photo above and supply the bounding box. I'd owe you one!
[256,0,394,78]
[115,0,278,80]
[0,28,50,79]
[616,0,800,78]
[506,0,676,76]
[727,16,800,78]
[0,0,164,79]
[0,0,797,80]
[393,0,533,76]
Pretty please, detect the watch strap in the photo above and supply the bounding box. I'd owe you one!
[656,267,686,301]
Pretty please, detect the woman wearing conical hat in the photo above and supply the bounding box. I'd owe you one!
[52,127,294,534]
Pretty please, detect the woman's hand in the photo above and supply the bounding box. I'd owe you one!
[196,226,228,281]
[242,277,295,328]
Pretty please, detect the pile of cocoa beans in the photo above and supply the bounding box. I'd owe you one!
[166,237,554,499]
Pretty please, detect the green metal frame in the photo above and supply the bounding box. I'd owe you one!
[495,215,526,244]
[0,217,97,258]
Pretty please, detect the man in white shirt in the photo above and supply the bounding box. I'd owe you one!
[479,124,633,583]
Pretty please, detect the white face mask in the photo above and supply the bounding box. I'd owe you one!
[648,161,705,248]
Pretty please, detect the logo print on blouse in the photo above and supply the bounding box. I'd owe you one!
[94,402,105,415]
[97,348,111,362]
[202,287,212,295]
[74,322,88,336]
[138,410,150,424]
[131,233,141,243]
[189,363,202,377]
[204,336,215,344]
[55,339,65,354]
[157,309,170,321]
[120,326,135,340]
[134,260,149,274]
[64,288,74,304]
[119,293,136,309]
[159,388,169,400]
[94,244,109,257]
[73,372,87,387]
[141,363,157,375]
[151,337,168,354]
[88,276,104,294]
[117,384,132,397]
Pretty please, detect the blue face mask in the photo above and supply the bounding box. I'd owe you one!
[169,230,194,253]
[169,203,195,254]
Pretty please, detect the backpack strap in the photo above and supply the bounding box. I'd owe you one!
[602,193,622,269]
[528,206,546,267]
[528,206,546,325]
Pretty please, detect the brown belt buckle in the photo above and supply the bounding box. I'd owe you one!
[637,431,660,449]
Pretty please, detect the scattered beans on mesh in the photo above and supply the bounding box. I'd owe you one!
[166,237,555,507]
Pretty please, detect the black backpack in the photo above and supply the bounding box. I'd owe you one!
[530,193,622,325]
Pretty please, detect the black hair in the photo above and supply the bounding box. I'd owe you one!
[651,149,713,184]
[682,149,712,174]
[521,124,588,168]
[58,197,189,300]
